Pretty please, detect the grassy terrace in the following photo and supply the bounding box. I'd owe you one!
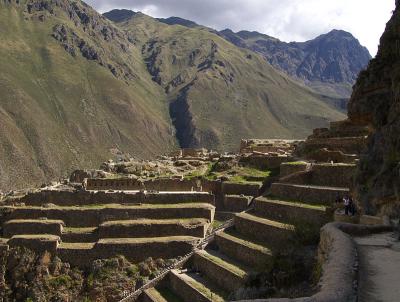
[100,218,209,226]
[180,272,226,302]
[283,161,308,166]
[97,236,199,244]
[4,219,64,224]
[197,250,248,278]
[258,197,327,211]
[218,230,272,255]
[238,212,295,231]
[0,203,214,210]
[183,162,273,184]
[62,227,97,233]
[58,242,95,249]
[156,287,184,302]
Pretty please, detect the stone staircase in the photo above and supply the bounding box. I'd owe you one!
[142,194,331,301]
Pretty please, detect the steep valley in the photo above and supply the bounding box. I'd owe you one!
[0,0,351,191]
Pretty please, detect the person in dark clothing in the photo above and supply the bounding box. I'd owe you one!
[335,193,341,205]
[349,196,356,216]
[343,195,350,215]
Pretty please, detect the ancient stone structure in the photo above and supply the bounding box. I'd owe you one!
[298,120,370,163]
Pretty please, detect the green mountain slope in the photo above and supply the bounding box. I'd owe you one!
[0,0,176,190]
[109,12,346,150]
[0,1,346,191]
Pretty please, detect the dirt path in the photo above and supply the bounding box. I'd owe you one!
[354,232,400,302]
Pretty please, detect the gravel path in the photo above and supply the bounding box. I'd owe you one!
[355,232,400,302]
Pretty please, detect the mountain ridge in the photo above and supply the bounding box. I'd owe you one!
[0,1,346,191]
[121,10,371,98]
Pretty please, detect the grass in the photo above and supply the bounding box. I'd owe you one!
[205,166,271,184]
[259,197,327,211]
[218,231,271,254]
[100,218,208,226]
[97,236,198,244]
[211,219,224,230]
[283,161,308,166]
[62,227,97,233]
[157,287,184,302]
[198,251,248,278]
[237,212,295,231]
[186,279,225,302]
[2,203,214,210]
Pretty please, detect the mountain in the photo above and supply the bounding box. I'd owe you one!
[0,0,176,191]
[157,16,200,28]
[348,2,400,216]
[102,9,136,23]
[105,10,345,150]
[219,29,372,98]
[0,1,345,191]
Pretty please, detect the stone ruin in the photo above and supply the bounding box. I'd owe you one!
[0,136,392,302]
[297,119,370,163]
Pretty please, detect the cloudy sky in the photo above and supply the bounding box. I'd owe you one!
[86,0,395,56]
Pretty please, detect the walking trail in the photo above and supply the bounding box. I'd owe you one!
[355,232,400,302]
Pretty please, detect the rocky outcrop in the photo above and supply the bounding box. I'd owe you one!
[220,29,371,98]
[348,1,400,216]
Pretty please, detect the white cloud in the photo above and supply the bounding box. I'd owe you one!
[86,0,395,55]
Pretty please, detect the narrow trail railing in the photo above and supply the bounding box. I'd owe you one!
[118,218,234,302]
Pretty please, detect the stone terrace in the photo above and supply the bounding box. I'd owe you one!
[136,161,358,301]
[0,189,217,268]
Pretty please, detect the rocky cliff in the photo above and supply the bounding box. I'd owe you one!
[348,1,400,216]
[220,29,372,98]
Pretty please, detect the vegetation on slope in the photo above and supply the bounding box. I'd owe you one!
[111,12,345,151]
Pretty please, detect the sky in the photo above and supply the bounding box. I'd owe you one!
[86,0,396,56]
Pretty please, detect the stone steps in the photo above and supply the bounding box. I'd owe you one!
[2,203,215,227]
[140,288,169,302]
[8,234,60,253]
[3,219,64,237]
[254,197,330,225]
[20,190,215,207]
[215,230,273,269]
[234,212,294,245]
[57,236,199,268]
[193,249,249,293]
[270,182,349,205]
[98,218,209,239]
[61,227,98,243]
[222,195,252,212]
[168,269,226,302]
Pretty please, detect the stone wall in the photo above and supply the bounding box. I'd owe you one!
[221,183,260,197]
[239,155,291,170]
[4,205,215,228]
[302,136,367,155]
[168,270,209,302]
[16,190,215,207]
[8,235,60,254]
[223,195,251,212]
[304,148,358,163]
[57,238,197,268]
[311,164,356,188]
[192,252,246,292]
[86,178,144,191]
[238,223,393,302]
[3,220,64,237]
[270,183,349,205]
[98,220,208,238]
[279,163,308,178]
[278,164,356,189]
